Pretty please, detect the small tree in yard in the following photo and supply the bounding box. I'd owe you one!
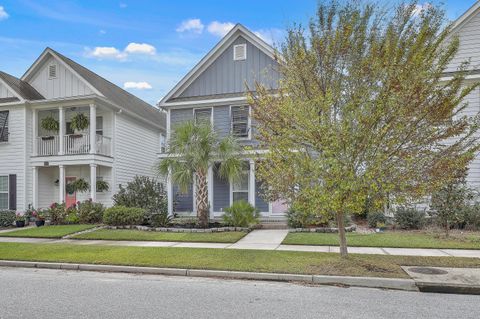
[158,121,243,228]
[250,1,480,257]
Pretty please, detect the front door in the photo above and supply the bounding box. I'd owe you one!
[65,176,77,208]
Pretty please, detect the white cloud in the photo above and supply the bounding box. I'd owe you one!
[254,28,284,46]
[125,42,156,55]
[87,46,127,60]
[411,3,431,16]
[176,18,204,34]
[207,21,235,37]
[123,81,152,90]
[0,6,9,20]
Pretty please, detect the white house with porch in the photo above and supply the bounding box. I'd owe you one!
[0,48,165,211]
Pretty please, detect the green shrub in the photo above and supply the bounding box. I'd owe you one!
[286,208,316,228]
[149,206,172,227]
[103,206,144,226]
[367,211,386,228]
[47,202,67,225]
[394,207,425,230]
[0,210,15,227]
[65,211,80,224]
[222,200,260,227]
[457,203,480,230]
[78,200,105,224]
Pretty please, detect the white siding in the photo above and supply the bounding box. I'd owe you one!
[29,56,95,99]
[114,113,160,189]
[448,12,480,72]
[0,105,27,210]
[0,82,16,99]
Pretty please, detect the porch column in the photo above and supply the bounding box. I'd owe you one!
[89,104,97,154]
[167,167,173,216]
[58,106,65,155]
[32,167,38,208]
[59,165,65,203]
[248,160,256,207]
[32,109,38,155]
[208,165,214,218]
[90,164,97,201]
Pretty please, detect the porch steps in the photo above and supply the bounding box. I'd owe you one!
[259,219,288,229]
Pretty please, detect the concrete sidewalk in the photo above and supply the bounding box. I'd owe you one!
[1,229,480,258]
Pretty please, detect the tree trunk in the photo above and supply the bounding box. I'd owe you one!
[195,172,209,228]
[336,212,348,258]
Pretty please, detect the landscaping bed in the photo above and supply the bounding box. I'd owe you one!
[71,228,247,243]
[0,225,97,238]
[282,231,480,249]
[0,242,479,278]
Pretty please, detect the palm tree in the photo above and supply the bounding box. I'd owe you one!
[158,121,243,227]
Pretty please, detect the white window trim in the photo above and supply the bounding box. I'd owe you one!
[0,175,9,210]
[233,44,247,61]
[229,167,249,205]
[48,64,57,79]
[192,107,214,126]
[230,105,251,140]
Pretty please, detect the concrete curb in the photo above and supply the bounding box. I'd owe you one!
[0,260,417,291]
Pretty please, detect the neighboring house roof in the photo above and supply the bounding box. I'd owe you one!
[0,71,44,102]
[451,0,480,33]
[21,48,165,128]
[159,23,279,106]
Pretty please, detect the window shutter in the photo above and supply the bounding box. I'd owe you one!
[0,111,8,143]
[8,174,16,210]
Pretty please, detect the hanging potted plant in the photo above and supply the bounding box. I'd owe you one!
[96,180,109,192]
[70,113,89,138]
[66,178,90,194]
[40,115,59,140]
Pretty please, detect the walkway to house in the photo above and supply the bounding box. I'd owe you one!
[0,229,480,258]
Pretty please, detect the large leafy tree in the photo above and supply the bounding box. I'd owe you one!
[158,121,243,227]
[250,1,480,257]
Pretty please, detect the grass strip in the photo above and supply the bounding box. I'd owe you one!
[0,225,97,238]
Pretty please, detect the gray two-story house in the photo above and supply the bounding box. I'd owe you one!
[159,24,288,220]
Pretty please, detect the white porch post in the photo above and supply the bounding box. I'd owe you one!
[32,167,38,208]
[58,106,65,155]
[167,167,173,216]
[89,104,97,154]
[59,165,65,203]
[32,109,38,155]
[208,165,214,218]
[248,159,256,207]
[90,164,97,201]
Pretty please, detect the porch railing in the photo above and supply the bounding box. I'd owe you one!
[35,134,112,157]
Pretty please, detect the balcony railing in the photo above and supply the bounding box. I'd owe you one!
[35,134,112,157]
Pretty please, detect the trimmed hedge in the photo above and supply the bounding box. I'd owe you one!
[0,210,15,227]
[103,206,144,226]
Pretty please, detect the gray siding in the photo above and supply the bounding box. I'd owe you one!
[255,179,269,213]
[179,36,279,98]
[171,108,193,128]
[213,164,230,212]
[173,184,193,212]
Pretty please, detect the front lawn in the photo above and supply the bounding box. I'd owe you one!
[71,229,247,243]
[0,225,97,238]
[1,242,480,278]
[283,231,480,249]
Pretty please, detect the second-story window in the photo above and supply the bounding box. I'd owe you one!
[0,111,9,143]
[194,108,212,125]
[231,105,250,139]
[96,116,103,136]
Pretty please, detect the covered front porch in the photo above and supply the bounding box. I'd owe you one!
[32,163,113,209]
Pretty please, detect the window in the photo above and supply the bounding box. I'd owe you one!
[96,116,103,136]
[48,64,57,79]
[231,106,250,138]
[0,176,8,210]
[233,44,247,61]
[232,169,249,203]
[0,111,8,143]
[194,108,212,125]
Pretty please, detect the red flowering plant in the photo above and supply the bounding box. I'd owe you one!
[15,212,26,222]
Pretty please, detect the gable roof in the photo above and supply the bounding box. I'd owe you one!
[22,48,165,128]
[451,1,480,33]
[159,23,278,106]
[0,71,44,102]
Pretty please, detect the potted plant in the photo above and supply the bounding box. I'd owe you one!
[66,178,90,194]
[32,210,46,227]
[15,213,26,227]
[96,180,109,192]
[70,113,89,138]
[40,115,59,139]
[375,222,386,233]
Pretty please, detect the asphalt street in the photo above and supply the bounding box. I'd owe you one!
[0,267,479,319]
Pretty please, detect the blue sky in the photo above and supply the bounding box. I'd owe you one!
[0,0,476,105]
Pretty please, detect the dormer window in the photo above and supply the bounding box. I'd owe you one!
[233,44,247,61]
[48,64,57,79]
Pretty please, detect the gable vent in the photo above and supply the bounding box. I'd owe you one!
[233,44,247,61]
[48,64,57,78]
